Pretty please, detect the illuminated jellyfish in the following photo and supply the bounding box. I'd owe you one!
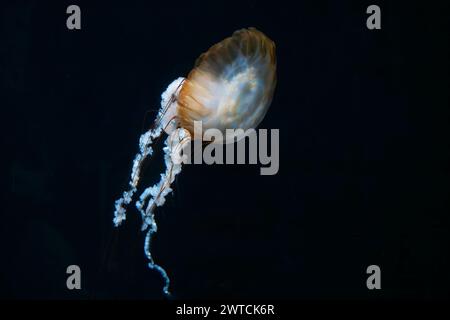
[113,27,277,296]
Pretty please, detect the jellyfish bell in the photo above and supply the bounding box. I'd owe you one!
[114,27,277,296]
[161,27,276,142]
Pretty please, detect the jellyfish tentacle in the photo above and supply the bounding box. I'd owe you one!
[113,125,163,226]
[113,77,185,227]
[136,128,191,296]
[137,128,190,227]
[144,219,171,296]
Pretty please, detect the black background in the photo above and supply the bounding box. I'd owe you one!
[1,0,448,300]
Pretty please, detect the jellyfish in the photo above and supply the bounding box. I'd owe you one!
[113,27,277,296]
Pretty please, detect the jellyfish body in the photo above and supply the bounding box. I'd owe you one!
[113,28,276,296]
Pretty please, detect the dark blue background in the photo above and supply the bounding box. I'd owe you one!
[1,0,448,299]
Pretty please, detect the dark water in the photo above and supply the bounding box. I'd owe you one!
[1,0,448,299]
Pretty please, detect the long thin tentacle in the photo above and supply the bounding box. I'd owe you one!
[113,78,185,226]
[113,126,163,226]
[136,128,191,296]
